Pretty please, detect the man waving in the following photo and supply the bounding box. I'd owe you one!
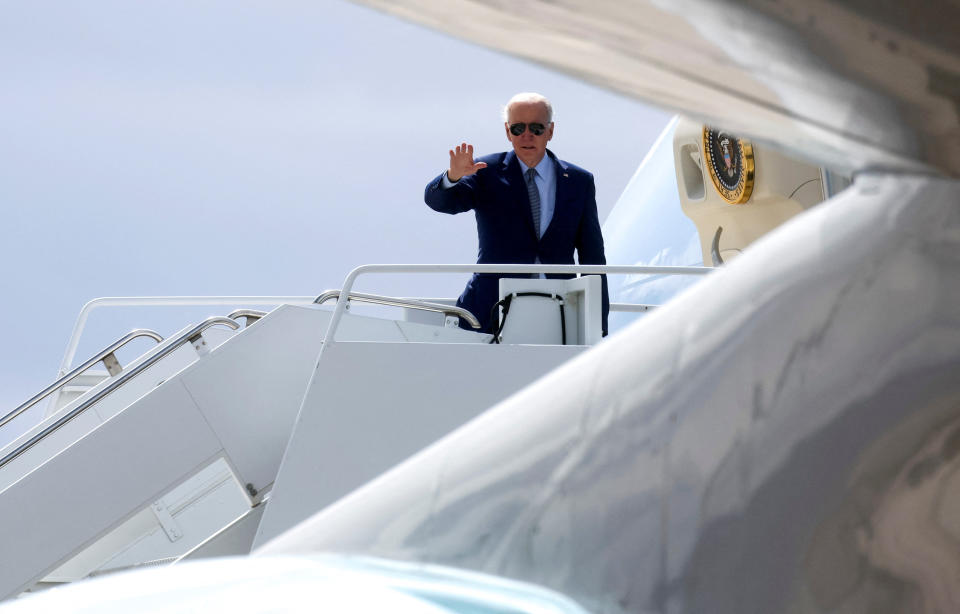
[424,92,609,335]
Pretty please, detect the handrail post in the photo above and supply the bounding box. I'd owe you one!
[323,268,364,350]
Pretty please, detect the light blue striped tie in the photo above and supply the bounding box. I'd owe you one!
[525,168,541,238]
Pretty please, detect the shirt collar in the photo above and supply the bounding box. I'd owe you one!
[517,154,555,182]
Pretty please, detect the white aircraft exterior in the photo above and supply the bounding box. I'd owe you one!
[1,1,958,613]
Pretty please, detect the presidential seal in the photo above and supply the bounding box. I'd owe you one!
[702,127,755,204]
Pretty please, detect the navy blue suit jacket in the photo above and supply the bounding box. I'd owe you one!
[424,149,609,335]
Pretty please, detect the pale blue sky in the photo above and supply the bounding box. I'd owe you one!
[0,0,669,440]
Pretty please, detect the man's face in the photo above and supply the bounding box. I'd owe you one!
[505,101,554,167]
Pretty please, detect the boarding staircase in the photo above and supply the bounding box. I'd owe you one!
[0,264,708,601]
[0,296,482,598]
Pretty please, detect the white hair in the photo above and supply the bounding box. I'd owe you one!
[502,92,553,123]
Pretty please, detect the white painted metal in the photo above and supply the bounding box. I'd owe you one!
[178,504,267,562]
[400,298,458,328]
[321,264,710,354]
[57,296,316,377]
[173,305,332,498]
[497,276,603,345]
[0,263,710,595]
[0,330,163,429]
[0,334,220,491]
[0,379,226,598]
[95,473,250,572]
[0,303,513,596]
[9,306,337,589]
[0,304,325,595]
[149,500,183,543]
[252,341,587,548]
[42,459,250,583]
[43,325,238,422]
[50,371,109,414]
[392,320,486,343]
[0,307,323,594]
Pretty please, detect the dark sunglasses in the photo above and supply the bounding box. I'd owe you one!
[509,122,548,136]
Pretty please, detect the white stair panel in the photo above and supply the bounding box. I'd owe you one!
[178,504,267,561]
[253,341,586,548]
[0,303,493,597]
[0,379,224,598]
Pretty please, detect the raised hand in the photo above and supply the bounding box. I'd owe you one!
[447,143,487,182]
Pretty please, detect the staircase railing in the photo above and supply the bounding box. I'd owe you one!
[0,329,164,431]
[313,290,481,329]
[320,263,712,348]
[0,317,239,471]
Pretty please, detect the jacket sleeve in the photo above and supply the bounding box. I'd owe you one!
[424,171,479,215]
[574,173,610,336]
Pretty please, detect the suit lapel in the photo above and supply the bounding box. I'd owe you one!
[503,151,538,239]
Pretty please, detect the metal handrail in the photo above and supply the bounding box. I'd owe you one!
[59,296,316,376]
[313,290,481,330]
[0,316,239,471]
[0,329,164,431]
[320,264,713,351]
[228,309,268,326]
